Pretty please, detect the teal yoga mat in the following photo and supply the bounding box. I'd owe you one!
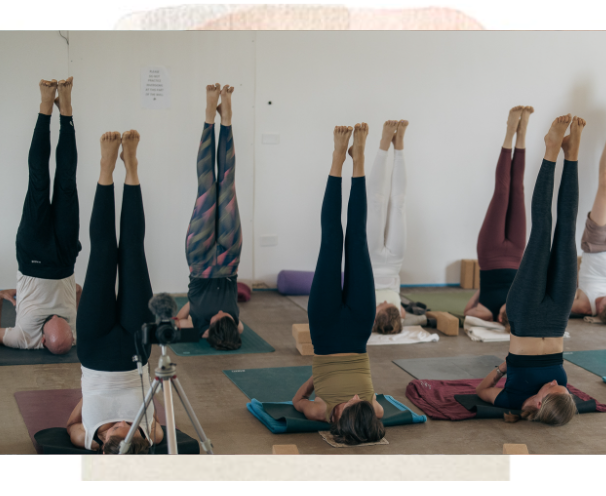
[169,296,274,356]
[564,350,606,383]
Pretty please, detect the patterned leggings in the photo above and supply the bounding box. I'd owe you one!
[186,123,242,278]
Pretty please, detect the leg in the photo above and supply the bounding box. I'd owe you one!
[384,120,408,256]
[185,84,221,276]
[308,126,352,335]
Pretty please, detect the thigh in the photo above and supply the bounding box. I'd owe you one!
[78,323,141,371]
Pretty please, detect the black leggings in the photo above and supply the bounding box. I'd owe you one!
[76,184,153,371]
[308,176,376,355]
[506,159,578,337]
[16,114,81,279]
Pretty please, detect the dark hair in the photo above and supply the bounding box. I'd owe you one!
[330,401,385,445]
[372,306,402,335]
[520,393,577,426]
[207,316,242,350]
[102,436,150,455]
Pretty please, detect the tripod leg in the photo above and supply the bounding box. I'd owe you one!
[171,377,214,454]
[119,379,161,455]
[162,378,178,454]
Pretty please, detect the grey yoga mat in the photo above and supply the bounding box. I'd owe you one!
[393,354,503,380]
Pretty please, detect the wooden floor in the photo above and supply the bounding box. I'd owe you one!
[2,288,606,455]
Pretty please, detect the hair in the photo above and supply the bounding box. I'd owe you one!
[330,401,386,445]
[373,306,402,335]
[102,436,151,455]
[520,393,577,426]
[598,305,606,324]
[207,316,242,350]
[41,314,67,331]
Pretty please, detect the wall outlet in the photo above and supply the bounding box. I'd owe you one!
[260,235,279,247]
[262,133,280,144]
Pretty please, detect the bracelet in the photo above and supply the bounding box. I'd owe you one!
[495,366,504,377]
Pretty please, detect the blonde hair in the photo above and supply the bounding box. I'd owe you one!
[373,306,402,335]
[598,305,606,324]
[520,393,577,426]
[500,310,511,333]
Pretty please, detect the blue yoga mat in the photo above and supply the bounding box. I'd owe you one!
[564,350,606,383]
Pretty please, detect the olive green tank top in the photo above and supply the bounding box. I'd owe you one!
[312,353,375,423]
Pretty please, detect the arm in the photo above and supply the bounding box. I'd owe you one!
[372,396,384,419]
[238,321,244,334]
[151,411,165,444]
[475,362,506,404]
[176,302,194,328]
[66,399,99,450]
[292,376,326,421]
[463,290,480,314]
[76,284,82,308]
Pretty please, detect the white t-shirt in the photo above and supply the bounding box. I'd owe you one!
[375,288,402,309]
[578,251,606,315]
[2,271,77,349]
[81,366,155,451]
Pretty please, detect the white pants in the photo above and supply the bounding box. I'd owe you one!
[367,148,406,293]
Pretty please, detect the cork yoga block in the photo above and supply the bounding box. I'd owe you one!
[273,444,300,455]
[292,323,312,344]
[426,311,459,336]
[460,259,476,289]
[296,343,314,356]
[473,260,480,289]
[503,444,529,455]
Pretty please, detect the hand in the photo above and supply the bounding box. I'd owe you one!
[0,289,16,306]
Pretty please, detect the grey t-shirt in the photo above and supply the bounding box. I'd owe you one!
[187,275,239,333]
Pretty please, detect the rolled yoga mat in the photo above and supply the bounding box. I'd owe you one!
[169,296,275,356]
[223,365,426,434]
[564,350,606,383]
[402,290,476,320]
[0,300,80,367]
[277,270,344,296]
[393,354,504,381]
[15,388,199,454]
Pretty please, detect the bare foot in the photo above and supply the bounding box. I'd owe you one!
[379,120,398,151]
[39,79,57,115]
[330,126,353,177]
[56,77,73,116]
[393,120,409,150]
[121,130,141,185]
[544,114,572,162]
[205,83,221,124]
[217,84,234,126]
[515,106,534,149]
[99,132,121,185]
[503,106,524,149]
[349,123,369,177]
[561,117,586,162]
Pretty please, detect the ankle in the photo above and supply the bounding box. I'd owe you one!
[205,111,215,124]
[125,172,140,185]
[379,139,391,151]
[544,147,560,162]
[40,104,53,116]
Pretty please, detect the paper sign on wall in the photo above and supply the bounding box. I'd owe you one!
[141,66,170,109]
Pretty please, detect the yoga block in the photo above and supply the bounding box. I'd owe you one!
[426,311,459,336]
[473,260,480,289]
[296,343,314,356]
[292,324,311,344]
[272,444,300,455]
[503,444,529,455]
[460,259,476,289]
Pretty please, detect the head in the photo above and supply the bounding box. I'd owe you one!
[101,422,150,455]
[373,303,402,335]
[498,305,509,329]
[41,315,74,355]
[330,396,386,445]
[597,299,606,324]
[207,312,241,351]
[520,381,577,426]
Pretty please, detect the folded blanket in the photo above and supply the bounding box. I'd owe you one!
[464,316,571,342]
[368,326,439,346]
[584,316,603,324]
[405,378,606,421]
[246,394,427,434]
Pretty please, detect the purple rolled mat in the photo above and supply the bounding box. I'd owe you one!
[277,270,344,295]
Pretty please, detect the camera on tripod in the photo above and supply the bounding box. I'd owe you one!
[141,293,200,345]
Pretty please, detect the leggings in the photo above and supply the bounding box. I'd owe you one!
[477,148,526,271]
[506,159,578,337]
[186,123,242,278]
[16,113,81,280]
[76,184,154,371]
[308,176,376,355]
[367,148,406,276]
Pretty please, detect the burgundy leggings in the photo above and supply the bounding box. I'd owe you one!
[477,147,526,270]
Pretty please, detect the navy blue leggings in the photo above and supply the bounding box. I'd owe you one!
[308,176,376,355]
[506,159,578,337]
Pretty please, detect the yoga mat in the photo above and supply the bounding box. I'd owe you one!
[564,350,606,383]
[1,299,16,327]
[393,354,503,380]
[402,290,476,320]
[15,388,198,454]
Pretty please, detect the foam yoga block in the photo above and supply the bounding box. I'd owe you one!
[292,324,314,355]
[460,260,476,289]
[277,270,344,295]
[272,444,300,455]
[426,311,459,336]
[503,444,529,455]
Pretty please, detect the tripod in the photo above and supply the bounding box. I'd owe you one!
[119,345,214,455]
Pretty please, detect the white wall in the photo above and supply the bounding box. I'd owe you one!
[2,31,606,291]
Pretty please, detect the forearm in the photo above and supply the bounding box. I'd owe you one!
[476,362,506,392]
[292,377,315,407]
[464,290,480,313]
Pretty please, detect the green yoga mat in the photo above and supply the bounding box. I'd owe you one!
[224,365,315,403]
[564,350,606,382]
[403,290,476,320]
[169,296,274,356]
